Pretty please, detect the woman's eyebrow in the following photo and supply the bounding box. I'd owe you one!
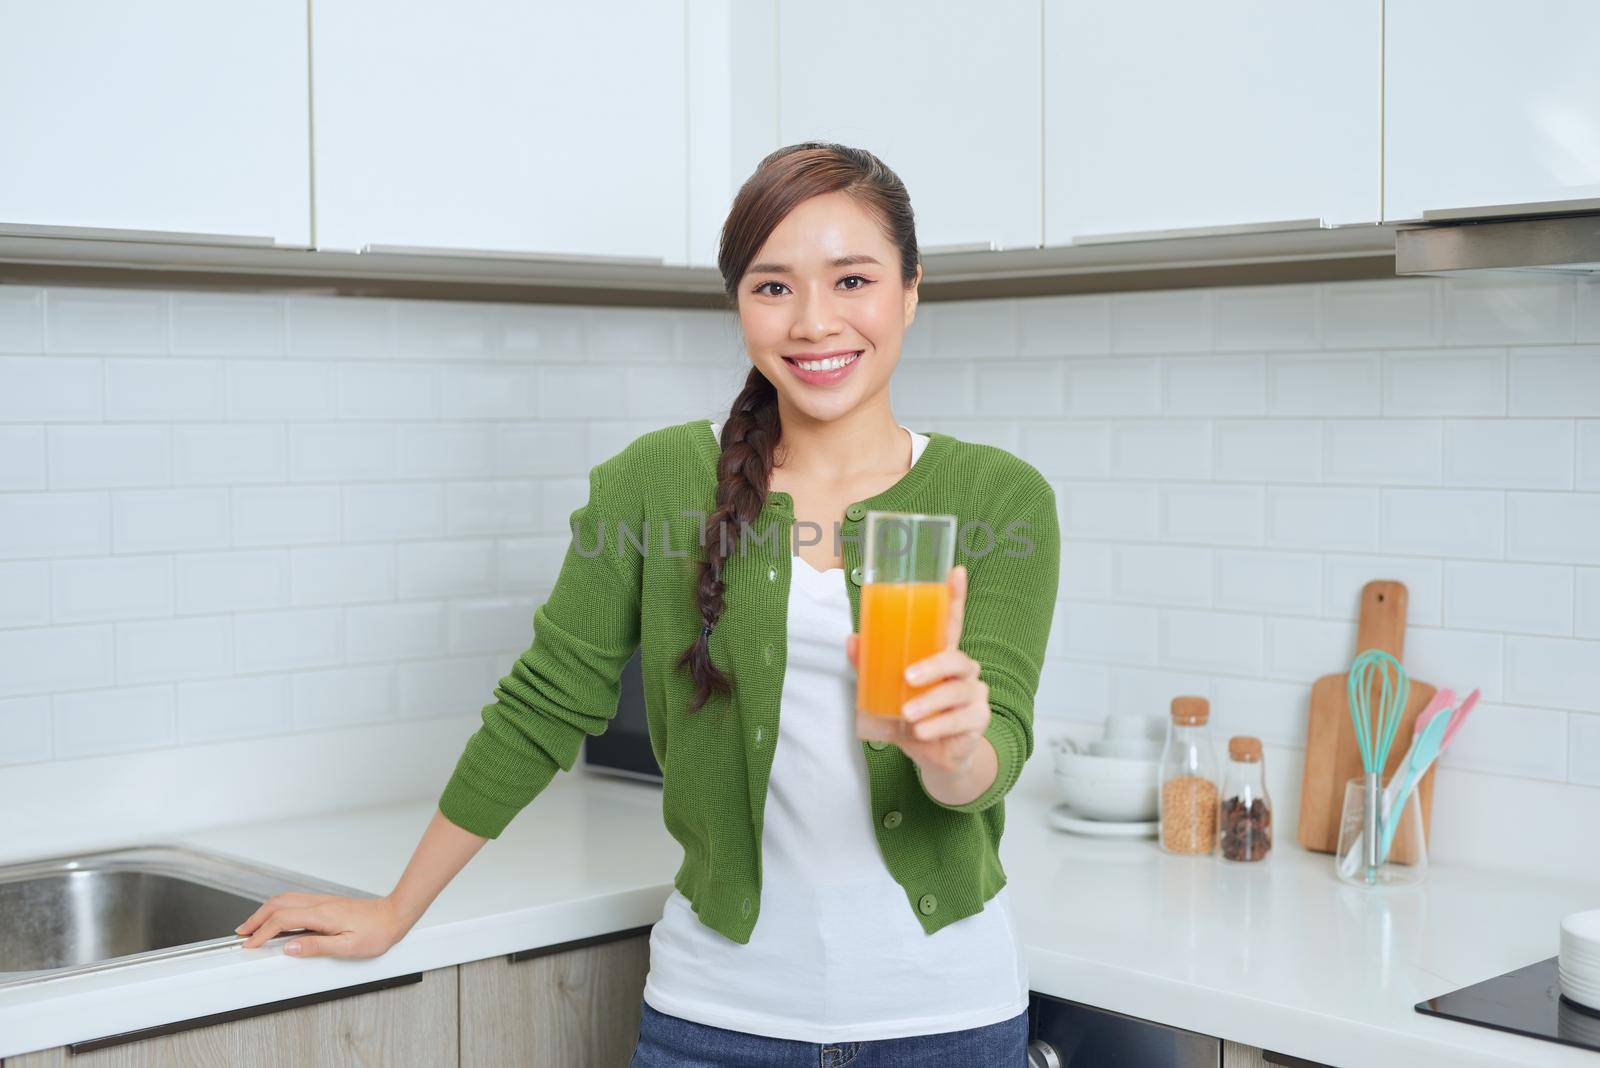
[747,254,883,275]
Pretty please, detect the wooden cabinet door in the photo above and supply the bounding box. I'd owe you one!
[4,966,457,1067]
[460,928,652,1068]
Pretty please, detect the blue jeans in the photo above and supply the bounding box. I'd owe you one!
[629,996,1029,1067]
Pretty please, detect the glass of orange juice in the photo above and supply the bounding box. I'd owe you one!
[856,510,958,719]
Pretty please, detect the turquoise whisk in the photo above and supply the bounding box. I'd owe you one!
[1347,648,1409,884]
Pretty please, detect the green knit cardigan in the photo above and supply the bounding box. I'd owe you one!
[438,418,1060,944]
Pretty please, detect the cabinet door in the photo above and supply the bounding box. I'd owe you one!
[1384,0,1600,220]
[311,1,687,262]
[0,0,310,245]
[774,0,1042,252]
[459,931,651,1068]
[1044,0,1381,243]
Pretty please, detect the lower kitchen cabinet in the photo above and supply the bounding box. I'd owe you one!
[460,928,652,1068]
[1223,1041,1334,1068]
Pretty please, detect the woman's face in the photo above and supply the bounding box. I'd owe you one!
[736,190,921,424]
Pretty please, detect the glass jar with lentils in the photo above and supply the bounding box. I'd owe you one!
[1158,696,1218,855]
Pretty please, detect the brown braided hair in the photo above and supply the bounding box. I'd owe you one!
[675,141,921,713]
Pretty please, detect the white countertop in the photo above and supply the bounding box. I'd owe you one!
[2,754,1596,1067]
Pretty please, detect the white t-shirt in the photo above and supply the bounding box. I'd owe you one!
[641,420,1029,1043]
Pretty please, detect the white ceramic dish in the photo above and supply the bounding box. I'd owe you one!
[1047,802,1158,838]
[1562,909,1600,944]
[1055,749,1162,784]
[1561,974,1600,1012]
[1054,769,1159,821]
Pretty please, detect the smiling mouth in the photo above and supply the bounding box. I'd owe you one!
[783,351,862,371]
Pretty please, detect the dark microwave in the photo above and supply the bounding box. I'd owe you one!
[581,647,662,784]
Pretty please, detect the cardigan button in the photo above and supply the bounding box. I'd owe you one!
[917,893,937,915]
[881,810,902,830]
[754,725,763,743]
[762,643,774,664]
[866,739,888,751]
[845,503,866,521]
[741,896,752,917]
[768,566,777,581]
[849,566,864,586]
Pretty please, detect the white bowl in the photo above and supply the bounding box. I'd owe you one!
[1056,749,1162,784]
[1054,770,1159,822]
[1089,737,1163,760]
[1563,909,1600,946]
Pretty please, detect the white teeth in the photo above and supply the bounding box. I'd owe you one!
[793,351,860,371]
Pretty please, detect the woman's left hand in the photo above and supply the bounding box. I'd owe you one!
[849,563,990,777]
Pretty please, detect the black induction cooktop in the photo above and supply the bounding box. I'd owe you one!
[1416,956,1600,1056]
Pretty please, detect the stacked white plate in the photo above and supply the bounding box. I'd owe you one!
[1559,909,1600,1013]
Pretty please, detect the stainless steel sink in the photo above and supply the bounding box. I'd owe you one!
[0,843,378,990]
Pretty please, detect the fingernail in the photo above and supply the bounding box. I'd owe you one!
[904,666,922,683]
[285,942,301,954]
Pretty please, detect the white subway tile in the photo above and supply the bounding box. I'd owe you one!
[171,293,285,356]
[0,493,109,559]
[0,287,43,353]
[1443,275,1575,345]
[176,550,291,614]
[499,304,587,357]
[1017,295,1111,357]
[1435,702,1569,782]
[346,602,448,662]
[47,426,170,489]
[1058,482,1160,540]
[116,616,231,684]
[292,664,396,730]
[286,296,393,357]
[1159,608,1263,675]
[1324,420,1441,485]
[1268,352,1380,415]
[1060,540,1113,598]
[450,596,540,654]
[975,361,1066,415]
[1019,422,1109,478]
[226,361,338,419]
[933,299,1019,359]
[1382,348,1506,416]
[1506,635,1600,713]
[1038,659,1110,720]
[53,684,175,758]
[1444,561,1574,637]
[1267,487,1379,551]
[1263,617,1356,681]
[535,366,615,419]
[1163,484,1266,546]
[177,674,292,743]
[448,480,542,538]
[343,483,447,540]
[289,424,397,482]
[1163,355,1266,416]
[398,540,495,598]
[1213,420,1321,483]
[1110,290,1211,354]
[0,562,48,627]
[1580,279,1600,343]
[230,485,339,547]
[1509,346,1600,416]
[1380,488,1505,559]
[112,489,230,554]
[890,360,975,417]
[0,356,102,421]
[1059,600,1159,663]
[587,307,676,360]
[1322,555,1444,627]
[495,535,564,593]
[1214,549,1322,616]
[291,545,395,606]
[945,420,1021,452]
[45,289,168,354]
[0,426,45,489]
[394,301,491,358]
[1570,713,1600,787]
[172,425,286,485]
[1212,677,1312,748]
[1110,420,1211,479]
[1321,279,1440,350]
[397,654,502,719]
[1064,358,1162,416]
[1108,666,1213,720]
[1443,419,1574,490]
[234,607,343,673]
[1112,544,1212,607]
[1506,492,1600,565]
[1212,285,1319,352]
[1406,627,1504,701]
[338,363,439,419]
[0,695,52,765]
[398,424,493,478]
[0,625,114,697]
[1580,422,1600,491]
[625,366,722,420]
[105,358,223,421]
[1579,568,1600,639]
[674,309,742,367]
[51,556,173,623]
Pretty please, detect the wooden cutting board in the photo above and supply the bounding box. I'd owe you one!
[1297,580,1439,855]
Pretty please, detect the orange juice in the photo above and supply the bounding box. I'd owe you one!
[857,580,951,718]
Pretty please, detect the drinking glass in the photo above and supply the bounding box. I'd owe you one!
[855,511,958,719]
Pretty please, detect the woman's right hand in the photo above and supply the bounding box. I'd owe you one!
[234,892,410,959]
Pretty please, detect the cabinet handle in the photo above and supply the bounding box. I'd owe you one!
[506,923,655,965]
[66,971,424,1055]
[1070,217,1327,246]
[361,243,665,266]
[0,221,278,248]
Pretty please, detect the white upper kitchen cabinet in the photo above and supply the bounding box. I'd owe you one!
[774,0,1043,253]
[1384,0,1600,220]
[1043,1,1381,243]
[0,0,310,245]
[312,1,687,262]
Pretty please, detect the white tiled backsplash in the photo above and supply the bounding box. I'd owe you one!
[1,275,1597,873]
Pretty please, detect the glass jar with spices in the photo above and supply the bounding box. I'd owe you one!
[1218,736,1272,863]
[1158,696,1218,855]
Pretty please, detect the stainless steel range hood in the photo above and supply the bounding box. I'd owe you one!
[1394,198,1600,276]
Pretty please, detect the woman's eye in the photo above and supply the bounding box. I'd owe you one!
[754,275,873,297]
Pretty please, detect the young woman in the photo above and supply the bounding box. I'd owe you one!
[233,142,1060,1067]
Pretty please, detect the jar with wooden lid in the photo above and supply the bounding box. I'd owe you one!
[1219,736,1272,863]
[1158,696,1218,855]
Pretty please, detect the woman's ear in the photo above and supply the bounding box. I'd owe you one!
[903,264,922,327]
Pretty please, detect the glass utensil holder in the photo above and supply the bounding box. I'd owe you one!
[1335,775,1428,887]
